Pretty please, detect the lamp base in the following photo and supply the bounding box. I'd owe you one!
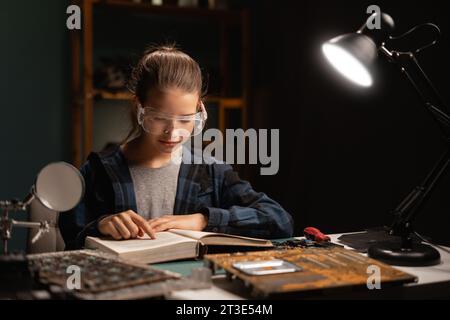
[368,241,441,266]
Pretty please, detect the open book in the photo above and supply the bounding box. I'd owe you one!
[85,229,273,264]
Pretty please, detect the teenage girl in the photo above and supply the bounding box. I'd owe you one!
[59,45,293,249]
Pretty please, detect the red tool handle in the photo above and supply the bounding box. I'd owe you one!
[303,227,331,242]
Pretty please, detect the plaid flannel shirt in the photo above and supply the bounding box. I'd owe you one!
[59,146,293,249]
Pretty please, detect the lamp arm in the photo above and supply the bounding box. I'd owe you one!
[379,46,450,239]
[381,46,450,134]
[390,149,450,237]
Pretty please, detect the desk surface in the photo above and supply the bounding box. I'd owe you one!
[152,232,450,299]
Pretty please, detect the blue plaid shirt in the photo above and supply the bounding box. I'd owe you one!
[59,146,293,249]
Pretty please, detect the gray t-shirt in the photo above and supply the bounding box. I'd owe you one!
[129,161,181,220]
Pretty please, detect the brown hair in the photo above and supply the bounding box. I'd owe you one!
[122,44,204,143]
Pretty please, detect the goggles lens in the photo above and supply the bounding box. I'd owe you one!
[138,107,206,138]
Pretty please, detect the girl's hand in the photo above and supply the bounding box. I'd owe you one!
[98,210,156,240]
[148,214,208,232]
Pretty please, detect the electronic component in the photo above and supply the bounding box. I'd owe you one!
[205,246,417,297]
[232,259,302,276]
[28,250,210,299]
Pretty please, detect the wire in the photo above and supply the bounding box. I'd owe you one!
[390,23,450,114]
[389,23,441,53]
[414,231,450,254]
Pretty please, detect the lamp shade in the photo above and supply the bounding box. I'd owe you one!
[322,12,395,87]
[322,33,377,87]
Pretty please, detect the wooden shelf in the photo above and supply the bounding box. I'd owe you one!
[91,0,242,22]
[93,89,132,100]
[71,0,250,167]
[93,89,245,108]
[204,97,244,108]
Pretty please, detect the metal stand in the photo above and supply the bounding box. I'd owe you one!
[368,48,450,266]
[1,199,50,254]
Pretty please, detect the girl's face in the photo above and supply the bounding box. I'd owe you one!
[141,87,200,154]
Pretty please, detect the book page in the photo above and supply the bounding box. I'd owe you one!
[86,231,196,254]
[168,229,273,246]
[168,229,217,240]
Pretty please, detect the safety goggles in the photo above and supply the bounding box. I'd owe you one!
[137,102,207,138]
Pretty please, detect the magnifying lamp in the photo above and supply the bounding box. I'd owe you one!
[0,162,84,254]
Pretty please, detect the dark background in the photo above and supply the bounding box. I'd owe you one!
[247,0,450,245]
[2,0,449,251]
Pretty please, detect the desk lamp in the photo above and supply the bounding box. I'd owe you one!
[322,12,449,266]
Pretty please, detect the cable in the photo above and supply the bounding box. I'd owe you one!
[389,23,450,115]
[414,231,450,254]
[389,23,441,53]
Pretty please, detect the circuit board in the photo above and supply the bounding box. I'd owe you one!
[204,246,417,297]
[29,250,176,292]
[27,250,209,299]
